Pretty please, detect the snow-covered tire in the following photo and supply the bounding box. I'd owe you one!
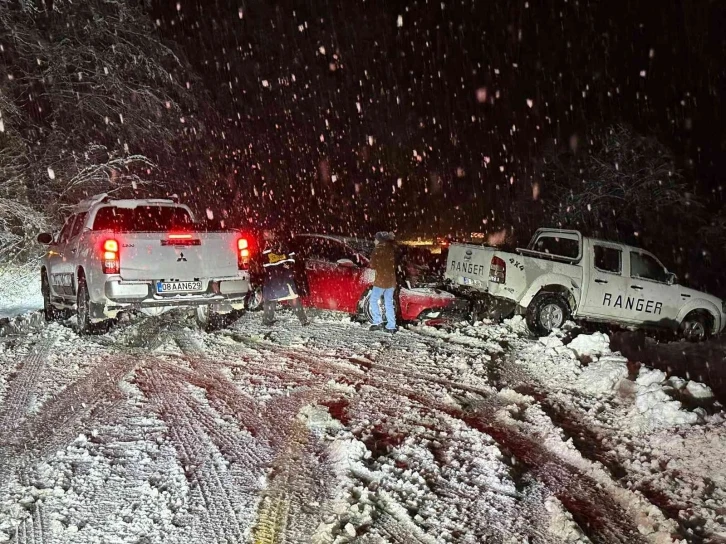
[42,272,66,322]
[680,312,711,343]
[196,305,226,331]
[526,292,570,336]
[358,288,401,324]
[76,278,97,335]
[244,285,264,312]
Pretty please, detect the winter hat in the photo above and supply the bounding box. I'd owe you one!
[375,231,395,242]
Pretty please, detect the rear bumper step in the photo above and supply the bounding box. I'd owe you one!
[104,279,248,302]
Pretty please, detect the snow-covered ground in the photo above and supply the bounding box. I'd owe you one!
[0,309,724,543]
[0,266,43,320]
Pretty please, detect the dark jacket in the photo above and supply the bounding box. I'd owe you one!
[261,242,300,301]
[370,241,397,289]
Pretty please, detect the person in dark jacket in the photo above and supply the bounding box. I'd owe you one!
[369,231,398,333]
[260,228,309,326]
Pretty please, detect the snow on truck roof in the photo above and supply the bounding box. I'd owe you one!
[72,194,179,212]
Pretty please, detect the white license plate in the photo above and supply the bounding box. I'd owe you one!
[156,281,203,293]
[460,276,473,285]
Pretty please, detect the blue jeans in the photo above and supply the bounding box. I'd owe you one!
[369,287,396,330]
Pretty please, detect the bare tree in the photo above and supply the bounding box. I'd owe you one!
[541,124,702,242]
[0,0,210,265]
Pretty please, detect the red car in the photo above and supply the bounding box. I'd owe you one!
[247,234,468,324]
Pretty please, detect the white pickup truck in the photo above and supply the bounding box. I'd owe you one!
[37,194,252,332]
[445,228,725,341]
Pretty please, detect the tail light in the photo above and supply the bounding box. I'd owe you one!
[489,256,506,284]
[237,237,251,270]
[102,239,120,274]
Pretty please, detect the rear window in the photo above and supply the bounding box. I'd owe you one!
[93,206,194,232]
[532,235,579,258]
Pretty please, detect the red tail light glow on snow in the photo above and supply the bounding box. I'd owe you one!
[489,255,506,284]
[102,239,120,274]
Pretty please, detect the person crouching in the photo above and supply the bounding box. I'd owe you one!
[261,228,309,326]
[369,231,397,333]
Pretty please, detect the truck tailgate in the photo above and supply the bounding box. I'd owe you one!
[115,232,239,281]
[445,243,496,288]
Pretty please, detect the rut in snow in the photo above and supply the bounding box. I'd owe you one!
[0,335,57,431]
[223,334,654,543]
[135,360,274,544]
[9,501,51,544]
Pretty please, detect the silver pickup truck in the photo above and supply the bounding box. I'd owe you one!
[37,195,251,332]
[445,228,725,341]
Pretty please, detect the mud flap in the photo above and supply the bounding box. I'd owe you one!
[90,300,109,322]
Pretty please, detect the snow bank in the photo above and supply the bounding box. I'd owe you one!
[628,383,699,432]
[567,331,611,360]
[498,321,707,434]
[575,354,630,395]
[0,264,43,319]
[685,380,714,400]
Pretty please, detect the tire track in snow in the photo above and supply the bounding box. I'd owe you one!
[10,501,51,544]
[214,336,544,542]
[225,336,654,543]
[0,335,57,431]
[135,362,270,544]
[252,414,341,544]
[0,355,135,489]
[252,419,308,544]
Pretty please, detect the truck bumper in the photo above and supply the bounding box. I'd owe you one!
[443,282,517,321]
[96,277,249,319]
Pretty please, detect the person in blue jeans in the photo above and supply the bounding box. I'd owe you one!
[369,231,397,333]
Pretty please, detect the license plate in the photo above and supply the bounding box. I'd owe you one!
[460,276,473,285]
[156,281,203,293]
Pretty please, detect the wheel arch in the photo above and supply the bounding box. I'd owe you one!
[520,276,579,313]
[677,301,721,335]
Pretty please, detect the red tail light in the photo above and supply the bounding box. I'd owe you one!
[489,256,506,284]
[237,237,251,270]
[102,239,120,274]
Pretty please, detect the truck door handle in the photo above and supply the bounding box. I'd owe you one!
[681,294,690,298]
[630,285,643,291]
[594,279,608,284]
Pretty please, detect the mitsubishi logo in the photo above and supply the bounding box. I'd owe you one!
[177,252,187,262]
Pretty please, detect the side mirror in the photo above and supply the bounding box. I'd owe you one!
[667,272,677,285]
[37,232,53,245]
[336,258,356,268]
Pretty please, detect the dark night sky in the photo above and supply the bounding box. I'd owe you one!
[147,0,726,235]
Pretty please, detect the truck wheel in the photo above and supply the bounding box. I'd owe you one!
[680,312,711,343]
[244,285,264,312]
[76,279,98,334]
[196,305,225,331]
[526,293,570,336]
[42,273,64,322]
